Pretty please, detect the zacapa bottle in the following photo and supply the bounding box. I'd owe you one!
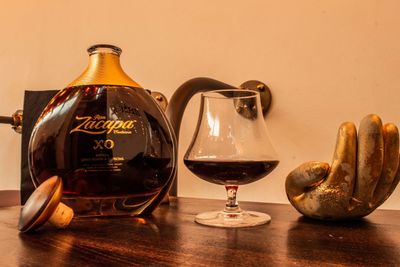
[28,44,176,217]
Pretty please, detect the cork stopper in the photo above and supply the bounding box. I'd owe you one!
[19,176,74,233]
[48,202,74,229]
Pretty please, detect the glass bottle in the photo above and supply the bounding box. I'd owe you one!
[28,44,176,217]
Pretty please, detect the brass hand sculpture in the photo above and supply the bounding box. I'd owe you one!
[286,114,400,220]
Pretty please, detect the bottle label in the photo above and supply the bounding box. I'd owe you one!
[68,111,144,173]
[69,115,136,135]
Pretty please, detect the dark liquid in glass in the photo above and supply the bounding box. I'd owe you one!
[184,160,279,185]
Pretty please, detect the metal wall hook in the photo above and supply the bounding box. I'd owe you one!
[0,109,22,133]
[239,80,272,117]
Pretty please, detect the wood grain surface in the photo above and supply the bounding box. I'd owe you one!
[0,197,399,266]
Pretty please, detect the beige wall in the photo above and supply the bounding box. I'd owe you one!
[0,1,399,209]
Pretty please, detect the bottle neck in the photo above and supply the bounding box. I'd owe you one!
[68,50,142,88]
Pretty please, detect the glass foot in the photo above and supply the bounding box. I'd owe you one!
[195,210,271,228]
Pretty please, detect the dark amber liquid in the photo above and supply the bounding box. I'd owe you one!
[29,85,175,199]
[184,160,279,185]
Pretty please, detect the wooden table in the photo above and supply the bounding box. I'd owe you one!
[0,197,399,266]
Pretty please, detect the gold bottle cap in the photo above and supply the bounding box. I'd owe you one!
[18,176,74,233]
[67,43,142,88]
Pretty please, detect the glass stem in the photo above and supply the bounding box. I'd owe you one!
[225,185,239,212]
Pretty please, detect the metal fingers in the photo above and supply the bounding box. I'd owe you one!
[285,161,330,200]
[324,122,357,202]
[354,115,384,207]
[373,124,399,205]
